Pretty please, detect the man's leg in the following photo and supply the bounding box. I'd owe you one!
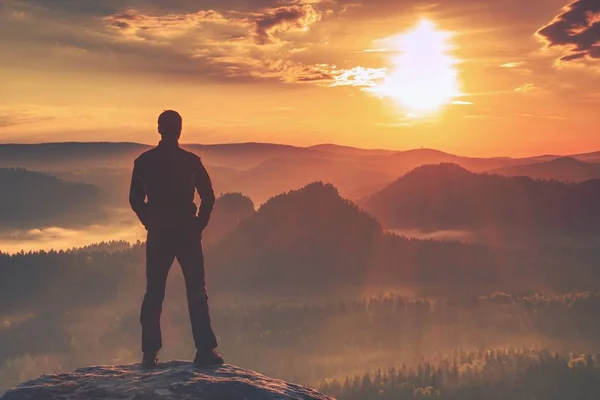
[175,233,218,352]
[141,231,175,355]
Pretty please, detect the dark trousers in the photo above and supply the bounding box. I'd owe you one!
[141,227,218,354]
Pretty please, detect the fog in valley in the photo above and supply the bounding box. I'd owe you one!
[3,143,600,398]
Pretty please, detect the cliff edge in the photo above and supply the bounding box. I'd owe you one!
[1,361,333,400]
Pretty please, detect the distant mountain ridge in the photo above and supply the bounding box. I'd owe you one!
[0,168,106,229]
[492,157,600,182]
[210,182,382,296]
[3,141,600,207]
[362,163,600,236]
[206,180,600,298]
[3,141,598,164]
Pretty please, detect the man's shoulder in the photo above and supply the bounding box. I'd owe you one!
[133,145,203,166]
[134,147,159,164]
[178,147,203,164]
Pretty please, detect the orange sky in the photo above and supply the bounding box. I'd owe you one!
[1,0,599,157]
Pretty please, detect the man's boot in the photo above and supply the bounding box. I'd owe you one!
[141,352,158,369]
[194,349,224,367]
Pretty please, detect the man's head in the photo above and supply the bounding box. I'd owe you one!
[158,110,182,141]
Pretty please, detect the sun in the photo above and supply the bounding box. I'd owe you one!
[374,19,461,115]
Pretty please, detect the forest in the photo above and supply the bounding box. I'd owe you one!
[3,176,600,397]
[320,349,600,399]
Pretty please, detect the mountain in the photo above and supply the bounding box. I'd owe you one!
[0,168,106,229]
[381,148,534,175]
[0,142,317,172]
[185,142,319,169]
[229,155,396,203]
[491,157,600,182]
[4,142,599,210]
[570,150,600,163]
[201,180,600,296]
[0,142,148,170]
[0,362,332,400]
[309,143,396,156]
[202,193,256,246]
[362,163,600,236]
[210,182,382,296]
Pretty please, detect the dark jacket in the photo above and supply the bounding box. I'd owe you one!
[129,141,215,232]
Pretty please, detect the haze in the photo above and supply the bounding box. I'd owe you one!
[3,1,600,399]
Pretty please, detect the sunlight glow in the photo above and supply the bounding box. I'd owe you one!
[372,19,461,115]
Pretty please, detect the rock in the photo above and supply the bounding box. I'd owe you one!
[1,361,334,400]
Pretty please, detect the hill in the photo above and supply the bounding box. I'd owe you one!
[362,163,600,236]
[4,142,600,210]
[210,182,383,296]
[229,155,396,203]
[0,362,331,400]
[207,181,578,297]
[570,150,600,163]
[4,181,600,311]
[185,142,319,169]
[0,142,148,170]
[309,143,396,156]
[491,156,600,182]
[381,148,533,175]
[202,193,256,246]
[0,168,105,229]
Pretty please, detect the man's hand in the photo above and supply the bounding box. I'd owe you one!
[194,216,208,234]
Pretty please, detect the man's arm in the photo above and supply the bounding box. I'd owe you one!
[194,159,216,230]
[129,159,149,228]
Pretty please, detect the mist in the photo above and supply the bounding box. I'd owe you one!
[3,143,600,398]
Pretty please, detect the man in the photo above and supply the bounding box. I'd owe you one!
[129,110,223,368]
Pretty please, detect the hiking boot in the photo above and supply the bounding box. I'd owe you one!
[141,352,158,369]
[194,349,224,367]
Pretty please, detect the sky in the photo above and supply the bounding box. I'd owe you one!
[1,0,599,157]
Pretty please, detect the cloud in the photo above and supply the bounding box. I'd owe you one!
[104,9,230,41]
[362,48,390,53]
[6,0,553,90]
[104,4,322,45]
[537,0,600,64]
[102,4,389,86]
[97,5,337,83]
[514,83,536,93]
[329,66,387,87]
[0,0,338,85]
[501,62,524,68]
[254,4,321,45]
[1,223,144,254]
[203,55,336,82]
[517,113,566,120]
[0,111,54,127]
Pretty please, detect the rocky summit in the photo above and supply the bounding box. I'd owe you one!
[1,361,333,400]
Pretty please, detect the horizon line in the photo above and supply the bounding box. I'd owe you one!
[1,140,596,160]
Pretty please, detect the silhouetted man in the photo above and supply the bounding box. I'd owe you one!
[129,110,223,368]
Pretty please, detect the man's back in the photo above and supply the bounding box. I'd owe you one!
[129,110,223,368]
[130,141,215,231]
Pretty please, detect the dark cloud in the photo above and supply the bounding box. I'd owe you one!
[255,4,320,44]
[0,0,337,85]
[331,0,558,26]
[99,5,332,83]
[2,0,563,87]
[104,4,322,45]
[561,51,588,61]
[537,0,600,63]
[103,9,231,41]
[6,0,304,16]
